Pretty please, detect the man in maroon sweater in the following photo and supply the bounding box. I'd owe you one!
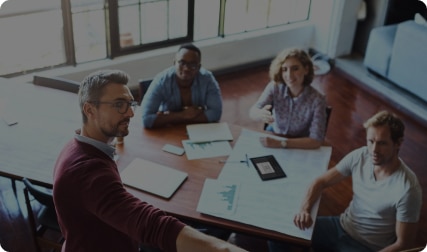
[53,69,246,252]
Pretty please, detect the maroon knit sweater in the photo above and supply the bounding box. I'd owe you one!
[53,139,185,252]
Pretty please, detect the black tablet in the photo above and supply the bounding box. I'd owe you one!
[250,155,286,181]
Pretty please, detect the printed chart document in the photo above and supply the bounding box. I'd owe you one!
[197,178,240,215]
[121,158,188,199]
[197,178,317,240]
[186,122,233,142]
[197,129,332,240]
[182,140,232,160]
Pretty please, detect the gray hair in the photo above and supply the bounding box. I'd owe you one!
[78,69,130,123]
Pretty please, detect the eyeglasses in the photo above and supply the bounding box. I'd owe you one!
[177,60,199,70]
[89,100,138,114]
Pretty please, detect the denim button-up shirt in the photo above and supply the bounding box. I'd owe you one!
[141,66,222,128]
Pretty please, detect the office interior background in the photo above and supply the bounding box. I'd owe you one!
[1,0,427,250]
[2,0,426,124]
[0,0,386,86]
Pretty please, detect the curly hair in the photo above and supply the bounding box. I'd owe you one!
[363,110,405,143]
[269,48,314,86]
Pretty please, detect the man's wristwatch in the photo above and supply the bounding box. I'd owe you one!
[280,140,287,148]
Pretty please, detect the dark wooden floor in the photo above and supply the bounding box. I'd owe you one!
[1,65,426,252]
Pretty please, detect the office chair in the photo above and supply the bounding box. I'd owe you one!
[325,105,332,133]
[33,75,80,94]
[22,178,63,252]
[263,105,333,134]
[138,79,153,105]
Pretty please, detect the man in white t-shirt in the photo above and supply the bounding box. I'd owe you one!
[273,110,422,252]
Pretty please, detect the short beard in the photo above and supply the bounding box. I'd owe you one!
[101,126,128,138]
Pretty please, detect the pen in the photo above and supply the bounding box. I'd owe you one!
[219,154,249,167]
[219,160,247,164]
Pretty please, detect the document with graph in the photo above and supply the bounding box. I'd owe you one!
[196,178,318,241]
[196,178,240,215]
[182,139,231,160]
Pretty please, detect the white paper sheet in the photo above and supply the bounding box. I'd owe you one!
[182,140,232,160]
[197,129,332,240]
[197,178,319,240]
[186,122,233,142]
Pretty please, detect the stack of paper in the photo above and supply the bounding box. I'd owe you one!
[186,122,233,142]
[183,122,233,160]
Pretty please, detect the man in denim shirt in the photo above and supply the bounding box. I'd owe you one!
[141,43,222,128]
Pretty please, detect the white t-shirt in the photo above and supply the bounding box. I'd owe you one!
[336,146,422,251]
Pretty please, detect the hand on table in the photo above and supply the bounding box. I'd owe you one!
[259,136,282,148]
[294,211,313,230]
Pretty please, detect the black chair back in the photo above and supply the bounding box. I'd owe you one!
[325,105,332,133]
[22,178,55,209]
[22,178,63,252]
[138,79,153,105]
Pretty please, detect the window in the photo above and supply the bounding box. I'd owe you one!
[71,0,107,63]
[0,0,65,76]
[0,0,310,77]
[111,0,193,57]
[117,0,189,48]
[223,0,311,35]
[193,1,220,41]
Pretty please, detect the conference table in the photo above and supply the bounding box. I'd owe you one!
[0,78,80,185]
[0,77,332,249]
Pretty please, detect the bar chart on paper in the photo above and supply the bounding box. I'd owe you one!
[182,140,232,160]
[196,179,240,215]
[219,184,237,211]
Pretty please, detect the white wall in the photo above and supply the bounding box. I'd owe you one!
[309,0,335,55]
[310,0,362,58]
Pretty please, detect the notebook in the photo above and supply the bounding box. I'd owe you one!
[186,122,233,143]
[120,158,188,199]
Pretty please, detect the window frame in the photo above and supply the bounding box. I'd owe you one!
[108,0,195,58]
[0,0,311,77]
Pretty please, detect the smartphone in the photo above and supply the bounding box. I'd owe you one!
[162,144,185,156]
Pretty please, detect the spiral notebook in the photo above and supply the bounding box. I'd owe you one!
[121,158,188,199]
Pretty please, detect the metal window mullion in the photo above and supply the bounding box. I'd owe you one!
[188,0,194,40]
[139,0,142,45]
[61,0,76,66]
[107,0,119,58]
[218,0,226,37]
[266,0,271,28]
[167,0,170,39]
[307,0,312,21]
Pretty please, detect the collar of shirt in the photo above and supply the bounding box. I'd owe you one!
[283,85,309,102]
[74,134,116,160]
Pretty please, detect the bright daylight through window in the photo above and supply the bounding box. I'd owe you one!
[0,0,310,77]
